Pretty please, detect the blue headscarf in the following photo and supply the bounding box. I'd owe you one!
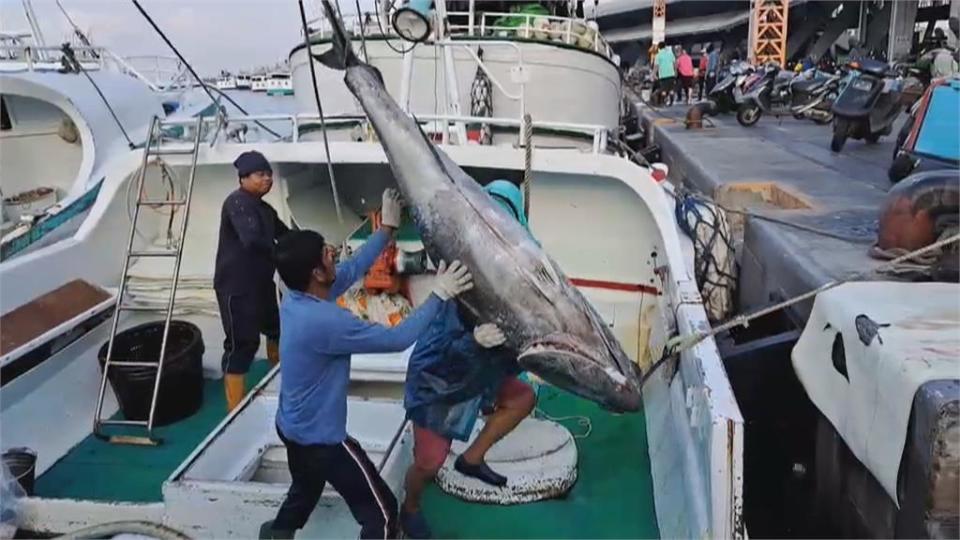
[483,179,528,231]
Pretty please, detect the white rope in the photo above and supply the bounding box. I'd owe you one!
[535,408,592,439]
[666,233,960,356]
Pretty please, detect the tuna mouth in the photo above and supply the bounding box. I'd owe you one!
[519,335,642,412]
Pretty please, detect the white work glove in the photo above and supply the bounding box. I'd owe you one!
[381,188,402,229]
[432,260,473,300]
[473,323,506,349]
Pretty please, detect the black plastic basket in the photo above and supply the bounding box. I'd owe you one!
[97,320,205,426]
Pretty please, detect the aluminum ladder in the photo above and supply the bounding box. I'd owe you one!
[92,115,204,445]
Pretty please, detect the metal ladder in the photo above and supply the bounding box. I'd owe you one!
[92,115,204,446]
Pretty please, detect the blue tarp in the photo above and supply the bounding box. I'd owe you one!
[915,84,960,162]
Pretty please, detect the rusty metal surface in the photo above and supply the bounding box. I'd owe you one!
[0,279,110,355]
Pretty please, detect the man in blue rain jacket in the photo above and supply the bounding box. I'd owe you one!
[399,180,537,539]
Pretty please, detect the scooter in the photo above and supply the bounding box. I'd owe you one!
[829,58,905,152]
[735,64,842,126]
[708,61,754,114]
[789,69,843,124]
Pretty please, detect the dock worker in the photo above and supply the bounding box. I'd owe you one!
[654,42,677,106]
[399,180,537,540]
[259,188,474,540]
[214,150,289,412]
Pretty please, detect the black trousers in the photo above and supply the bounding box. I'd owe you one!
[216,283,279,374]
[704,73,717,100]
[273,428,399,538]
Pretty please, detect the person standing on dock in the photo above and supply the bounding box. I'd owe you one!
[697,46,710,100]
[677,47,695,104]
[654,42,677,106]
[214,150,289,412]
[258,194,475,539]
[705,44,720,97]
[398,180,537,540]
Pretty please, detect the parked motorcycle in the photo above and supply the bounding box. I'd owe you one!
[829,58,906,152]
[789,70,843,124]
[708,61,754,114]
[735,64,842,126]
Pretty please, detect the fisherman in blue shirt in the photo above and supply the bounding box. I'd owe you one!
[399,180,537,539]
[260,189,474,540]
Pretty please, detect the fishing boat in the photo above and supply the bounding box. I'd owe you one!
[266,72,294,96]
[0,32,164,265]
[236,73,253,90]
[251,74,269,92]
[291,0,621,149]
[214,72,237,90]
[0,2,743,538]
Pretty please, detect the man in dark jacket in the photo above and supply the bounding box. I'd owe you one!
[214,150,289,411]
[398,181,536,539]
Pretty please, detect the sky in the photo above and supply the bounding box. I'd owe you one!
[0,0,377,75]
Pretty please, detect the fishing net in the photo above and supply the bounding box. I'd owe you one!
[674,189,738,322]
[469,48,493,145]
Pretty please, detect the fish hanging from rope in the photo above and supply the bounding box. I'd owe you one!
[311,0,643,412]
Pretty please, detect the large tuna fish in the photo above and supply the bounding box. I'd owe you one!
[314,0,643,412]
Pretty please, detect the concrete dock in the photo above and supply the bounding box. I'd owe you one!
[637,103,900,323]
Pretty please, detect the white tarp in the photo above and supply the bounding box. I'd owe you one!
[792,281,960,505]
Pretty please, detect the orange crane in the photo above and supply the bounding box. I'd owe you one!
[749,0,790,67]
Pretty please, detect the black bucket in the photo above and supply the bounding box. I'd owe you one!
[97,320,205,426]
[2,448,36,496]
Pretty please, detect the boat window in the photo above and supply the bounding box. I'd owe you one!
[0,96,10,131]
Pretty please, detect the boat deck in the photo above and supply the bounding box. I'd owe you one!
[422,385,660,539]
[34,360,273,502]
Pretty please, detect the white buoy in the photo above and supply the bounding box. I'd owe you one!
[436,417,578,504]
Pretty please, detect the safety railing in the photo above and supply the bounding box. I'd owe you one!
[304,8,614,62]
[156,111,610,154]
[122,55,193,91]
[0,45,165,91]
[449,11,614,60]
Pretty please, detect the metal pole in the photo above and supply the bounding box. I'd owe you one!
[887,0,900,62]
[399,46,415,112]
[21,0,48,60]
[468,0,476,35]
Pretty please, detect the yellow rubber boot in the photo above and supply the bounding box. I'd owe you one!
[225,374,246,412]
[266,339,280,367]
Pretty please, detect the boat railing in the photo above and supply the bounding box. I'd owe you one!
[0,44,166,91]
[122,55,193,91]
[158,112,609,154]
[306,9,614,62]
[449,11,614,61]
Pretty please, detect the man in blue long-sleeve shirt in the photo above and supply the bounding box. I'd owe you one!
[259,190,474,540]
[214,151,289,411]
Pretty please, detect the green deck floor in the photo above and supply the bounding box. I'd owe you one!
[34,360,272,502]
[421,385,660,539]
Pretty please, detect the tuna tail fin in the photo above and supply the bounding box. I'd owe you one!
[313,0,360,70]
